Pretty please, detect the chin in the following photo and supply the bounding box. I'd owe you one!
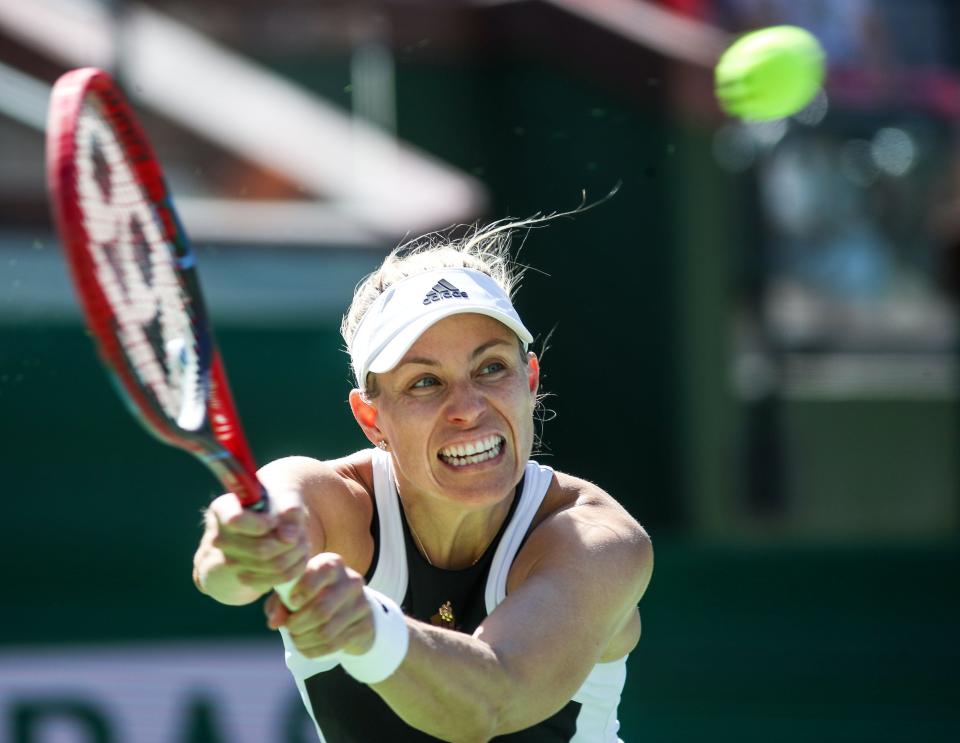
[434,456,524,504]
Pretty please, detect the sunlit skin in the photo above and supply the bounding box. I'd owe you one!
[349,313,540,569]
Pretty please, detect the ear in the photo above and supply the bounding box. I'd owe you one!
[349,389,383,446]
[526,352,540,396]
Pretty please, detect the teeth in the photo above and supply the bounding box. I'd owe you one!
[439,436,503,465]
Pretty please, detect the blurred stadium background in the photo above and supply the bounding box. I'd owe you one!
[2,0,959,740]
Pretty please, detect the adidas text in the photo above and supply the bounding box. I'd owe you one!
[423,279,469,305]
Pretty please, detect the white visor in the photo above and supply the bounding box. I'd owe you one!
[349,267,533,388]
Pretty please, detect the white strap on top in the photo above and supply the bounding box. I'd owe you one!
[366,448,408,603]
[364,450,552,612]
[484,460,554,613]
[283,448,406,683]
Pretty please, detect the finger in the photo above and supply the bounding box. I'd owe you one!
[275,509,306,544]
[292,603,372,658]
[272,541,310,582]
[264,591,281,615]
[264,592,292,630]
[250,542,311,592]
[209,494,277,537]
[289,601,366,644]
[287,573,367,636]
[234,572,276,594]
[337,611,377,656]
[213,530,304,563]
[260,488,306,542]
[232,541,309,584]
[294,602,377,658]
[223,511,278,538]
[287,553,347,609]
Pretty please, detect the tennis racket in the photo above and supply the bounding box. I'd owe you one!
[45,68,284,529]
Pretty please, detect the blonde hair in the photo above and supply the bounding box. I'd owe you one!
[341,193,613,455]
[341,217,538,352]
[341,183,619,348]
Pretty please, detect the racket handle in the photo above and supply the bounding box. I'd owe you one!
[274,577,297,607]
[260,487,304,609]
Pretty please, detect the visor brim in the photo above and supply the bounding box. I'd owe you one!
[366,307,534,378]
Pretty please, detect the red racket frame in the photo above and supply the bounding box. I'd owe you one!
[46,67,264,508]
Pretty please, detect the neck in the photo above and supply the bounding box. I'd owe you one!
[397,485,516,570]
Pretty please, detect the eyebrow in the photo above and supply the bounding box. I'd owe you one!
[395,338,514,370]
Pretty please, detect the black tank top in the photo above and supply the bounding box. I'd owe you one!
[302,479,582,741]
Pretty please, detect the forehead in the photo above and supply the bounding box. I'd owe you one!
[404,313,517,358]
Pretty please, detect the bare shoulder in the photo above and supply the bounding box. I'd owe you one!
[530,471,649,543]
[503,470,652,661]
[509,470,652,597]
[257,451,374,503]
[257,450,376,572]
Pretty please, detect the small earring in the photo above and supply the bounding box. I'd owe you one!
[377,441,388,450]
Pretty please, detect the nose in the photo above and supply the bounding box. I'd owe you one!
[444,380,485,426]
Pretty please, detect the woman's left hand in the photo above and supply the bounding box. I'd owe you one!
[265,552,376,658]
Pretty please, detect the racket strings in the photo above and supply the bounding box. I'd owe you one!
[74,100,206,432]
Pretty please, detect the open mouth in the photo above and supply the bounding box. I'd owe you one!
[438,435,504,467]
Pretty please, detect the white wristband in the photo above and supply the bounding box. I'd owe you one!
[340,587,409,684]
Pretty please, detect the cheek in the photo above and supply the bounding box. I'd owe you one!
[378,398,436,447]
[505,386,537,438]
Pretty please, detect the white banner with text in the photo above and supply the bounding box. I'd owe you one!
[0,640,316,742]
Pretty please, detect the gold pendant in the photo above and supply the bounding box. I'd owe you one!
[430,600,456,629]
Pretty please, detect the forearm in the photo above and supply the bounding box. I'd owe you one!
[371,622,526,742]
[364,536,648,740]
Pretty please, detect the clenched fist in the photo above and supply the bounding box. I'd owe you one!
[193,490,309,605]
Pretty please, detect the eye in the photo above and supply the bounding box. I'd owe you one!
[410,375,439,389]
[479,361,506,376]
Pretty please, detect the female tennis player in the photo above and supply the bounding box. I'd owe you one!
[192,221,653,742]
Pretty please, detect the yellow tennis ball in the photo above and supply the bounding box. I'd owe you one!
[715,25,825,121]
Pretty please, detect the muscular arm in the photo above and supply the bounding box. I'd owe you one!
[249,465,651,741]
[371,480,652,741]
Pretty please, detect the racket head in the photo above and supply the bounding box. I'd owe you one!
[46,67,264,506]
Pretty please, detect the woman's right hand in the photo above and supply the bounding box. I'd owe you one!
[193,491,310,606]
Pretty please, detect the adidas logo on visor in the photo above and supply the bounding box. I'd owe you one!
[423,279,469,305]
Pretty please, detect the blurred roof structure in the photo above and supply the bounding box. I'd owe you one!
[0,0,491,247]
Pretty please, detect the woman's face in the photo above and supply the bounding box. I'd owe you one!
[366,313,539,508]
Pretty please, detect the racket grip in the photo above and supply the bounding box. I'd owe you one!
[262,487,305,610]
[274,578,297,607]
